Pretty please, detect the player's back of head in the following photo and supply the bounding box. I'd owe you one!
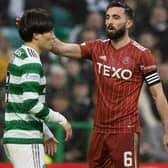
[18,8,54,42]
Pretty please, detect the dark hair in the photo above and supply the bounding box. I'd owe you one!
[106,1,134,20]
[18,8,54,42]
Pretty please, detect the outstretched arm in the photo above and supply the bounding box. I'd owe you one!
[51,35,82,59]
[149,83,168,152]
[16,18,81,59]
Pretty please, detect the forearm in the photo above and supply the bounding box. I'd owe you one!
[155,98,168,133]
[26,99,67,125]
[51,37,82,59]
[45,109,67,125]
[149,83,168,133]
[43,123,54,141]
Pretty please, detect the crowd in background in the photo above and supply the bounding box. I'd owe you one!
[0,0,168,163]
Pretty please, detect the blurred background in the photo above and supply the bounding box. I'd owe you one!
[0,0,168,166]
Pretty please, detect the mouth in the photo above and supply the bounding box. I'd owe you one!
[107,25,115,31]
[107,28,116,33]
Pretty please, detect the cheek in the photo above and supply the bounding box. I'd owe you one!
[116,21,126,28]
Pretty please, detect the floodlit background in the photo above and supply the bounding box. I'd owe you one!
[0,0,168,167]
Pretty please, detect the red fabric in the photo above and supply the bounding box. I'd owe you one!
[88,130,140,168]
[80,39,157,134]
[1,163,168,168]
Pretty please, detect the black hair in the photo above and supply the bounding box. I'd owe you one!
[106,1,134,20]
[18,8,54,42]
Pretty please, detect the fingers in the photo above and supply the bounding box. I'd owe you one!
[46,143,57,156]
[64,122,72,141]
[163,134,168,153]
[164,142,168,153]
[45,138,57,156]
[48,145,56,156]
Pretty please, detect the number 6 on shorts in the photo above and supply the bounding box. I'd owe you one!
[124,151,133,167]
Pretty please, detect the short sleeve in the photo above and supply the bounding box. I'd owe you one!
[80,40,98,59]
[140,49,160,86]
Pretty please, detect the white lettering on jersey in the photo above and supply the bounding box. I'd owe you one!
[97,62,133,80]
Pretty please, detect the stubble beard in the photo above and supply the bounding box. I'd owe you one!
[106,25,126,41]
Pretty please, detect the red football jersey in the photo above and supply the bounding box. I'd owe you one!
[80,39,160,134]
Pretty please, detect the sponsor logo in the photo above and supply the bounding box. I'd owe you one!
[97,62,133,80]
[25,74,39,80]
[99,55,107,61]
[139,65,156,71]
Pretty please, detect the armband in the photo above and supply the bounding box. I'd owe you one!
[144,71,160,86]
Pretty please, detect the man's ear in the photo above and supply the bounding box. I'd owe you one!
[33,33,40,40]
[126,19,133,29]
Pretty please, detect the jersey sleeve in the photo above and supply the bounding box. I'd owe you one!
[43,123,54,141]
[80,40,98,59]
[21,57,67,125]
[140,49,160,86]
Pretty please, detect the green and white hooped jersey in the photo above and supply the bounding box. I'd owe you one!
[3,45,67,144]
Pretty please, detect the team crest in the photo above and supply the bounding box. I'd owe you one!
[122,56,131,64]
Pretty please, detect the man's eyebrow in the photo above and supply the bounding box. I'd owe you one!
[106,13,120,17]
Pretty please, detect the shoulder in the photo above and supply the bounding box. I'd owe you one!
[13,47,28,60]
[131,40,147,52]
[96,39,110,45]
[12,47,41,71]
[81,39,110,47]
[14,46,39,61]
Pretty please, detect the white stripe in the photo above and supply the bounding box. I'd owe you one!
[145,73,158,79]
[12,56,24,66]
[13,56,40,66]
[5,113,35,121]
[40,76,46,85]
[146,75,159,82]
[148,78,160,84]
[30,102,44,114]
[13,56,41,66]
[8,94,23,103]
[39,95,45,103]
[23,92,39,100]
[10,75,22,84]
[4,130,43,139]
[22,73,41,83]
[134,133,138,168]
[9,74,45,85]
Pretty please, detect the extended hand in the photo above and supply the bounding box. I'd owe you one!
[62,121,72,141]
[44,137,59,156]
[163,133,168,152]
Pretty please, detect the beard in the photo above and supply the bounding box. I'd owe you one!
[106,25,126,40]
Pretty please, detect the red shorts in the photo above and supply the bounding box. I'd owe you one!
[88,129,140,168]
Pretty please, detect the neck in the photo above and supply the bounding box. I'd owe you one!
[24,42,41,54]
[111,35,131,49]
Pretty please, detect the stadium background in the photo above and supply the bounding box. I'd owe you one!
[0,0,168,167]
